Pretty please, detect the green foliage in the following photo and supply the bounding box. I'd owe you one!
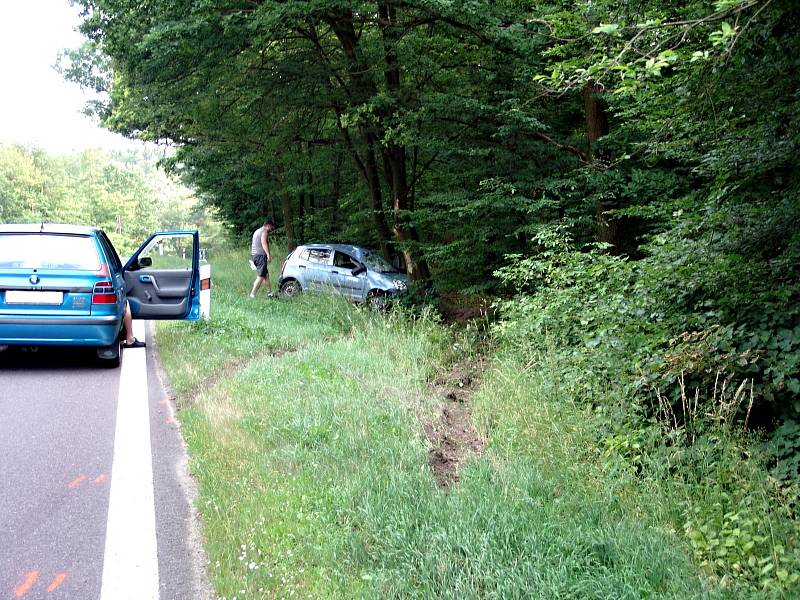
[0,143,221,254]
[65,0,593,286]
[766,420,800,483]
[495,207,800,417]
[493,221,800,593]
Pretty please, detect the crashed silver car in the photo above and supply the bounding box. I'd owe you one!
[278,244,408,307]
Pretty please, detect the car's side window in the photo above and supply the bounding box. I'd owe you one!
[138,233,194,270]
[306,249,331,264]
[98,231,123,273]
[299,249,310,261]
[333,251,358,269]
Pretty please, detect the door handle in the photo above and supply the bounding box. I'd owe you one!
[299,265,306,269]
[139,275,153,283]
[331,270,340,274]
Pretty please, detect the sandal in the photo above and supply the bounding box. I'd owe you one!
[122,338,146,349]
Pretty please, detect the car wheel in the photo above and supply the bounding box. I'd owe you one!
[97,340,121,368]
[280,279,302,297]
[367,290,389,311]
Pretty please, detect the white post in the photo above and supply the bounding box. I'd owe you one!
[199,263,211,319]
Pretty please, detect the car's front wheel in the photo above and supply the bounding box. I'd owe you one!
[280,279,302,297]
[367,289,389,311]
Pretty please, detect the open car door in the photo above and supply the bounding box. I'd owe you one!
[123,231,201,320]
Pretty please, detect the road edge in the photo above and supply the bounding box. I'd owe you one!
[146,321,215,600]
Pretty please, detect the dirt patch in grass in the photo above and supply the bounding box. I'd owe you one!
[438,293,495,324]
[425,357,487,488]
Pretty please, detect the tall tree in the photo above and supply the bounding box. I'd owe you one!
[66,0,594,287]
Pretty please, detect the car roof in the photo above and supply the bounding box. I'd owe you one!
[302,243,369,256]
[0,223,101,235]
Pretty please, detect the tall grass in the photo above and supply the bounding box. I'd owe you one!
[474,346,800,597]
[156,250,728,599]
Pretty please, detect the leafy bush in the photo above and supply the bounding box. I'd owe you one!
[492,221,800,593]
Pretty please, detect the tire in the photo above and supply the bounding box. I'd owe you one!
[96,340,121,368]
[280,279,302,297]
[366,290,389,311]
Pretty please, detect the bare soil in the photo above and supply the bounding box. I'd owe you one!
[438,293,495,324]
[424,357,487,488]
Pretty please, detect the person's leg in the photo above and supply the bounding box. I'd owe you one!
[250,276,264,297]
[263,269,273,295]
[124,302,134,344]
[250,256,270,297]
[122,301,145,348]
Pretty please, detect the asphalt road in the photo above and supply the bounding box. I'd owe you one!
[0,322,211,600]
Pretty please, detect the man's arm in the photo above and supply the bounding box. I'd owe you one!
[261,229,271,261]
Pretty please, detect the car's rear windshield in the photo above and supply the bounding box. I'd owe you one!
[0,233,101,271]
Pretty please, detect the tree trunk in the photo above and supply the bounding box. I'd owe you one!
[363,133,394,260]
[308,171,316,213]
[331,149,342,236]
[326,12,393,259]
[327,7,431,282]
[584,82,608,156]
[275,165,296,251]
[297,172,306,246]
[585,81,624,252]
[382,143,430,282]
[377,2,431,283]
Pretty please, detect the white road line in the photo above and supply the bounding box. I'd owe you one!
[100,321,159,600]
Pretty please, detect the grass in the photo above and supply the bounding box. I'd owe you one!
[156,249,359,394]
[156,249,736,599]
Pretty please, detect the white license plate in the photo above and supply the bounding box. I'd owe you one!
[5,290,64,305]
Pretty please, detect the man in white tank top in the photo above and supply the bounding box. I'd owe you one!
[249,219,276,298]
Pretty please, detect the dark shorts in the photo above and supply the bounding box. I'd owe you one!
[253,254,269,277]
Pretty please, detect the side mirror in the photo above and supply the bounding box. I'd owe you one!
[139,256,153,268]
[352,264,367,276]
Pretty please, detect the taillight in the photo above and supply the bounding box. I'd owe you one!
[280,260,287,276]
[92,281,116,304]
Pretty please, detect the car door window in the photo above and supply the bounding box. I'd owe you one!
[329,250,366,298]
[300,248,332,290]
[138,233,194,270]
[123,231,199,320]
[333,251,358,270]
[306,249,331,265]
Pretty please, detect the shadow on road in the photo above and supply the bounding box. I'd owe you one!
[0,346,114,371]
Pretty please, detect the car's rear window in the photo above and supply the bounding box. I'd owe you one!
[300,248,331,264]
[0,233,101,271]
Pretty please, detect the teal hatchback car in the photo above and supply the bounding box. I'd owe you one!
[0,224,202,366]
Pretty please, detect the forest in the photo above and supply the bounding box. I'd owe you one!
[50,0,800,594]
[0,144,222,254]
